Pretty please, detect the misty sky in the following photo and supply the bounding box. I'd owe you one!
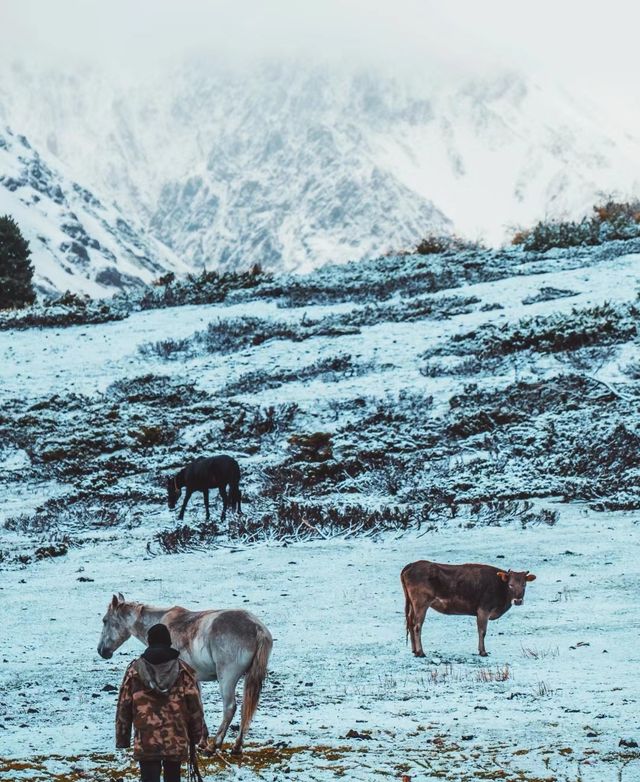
[1,1,638,93]
[1,0,639,137]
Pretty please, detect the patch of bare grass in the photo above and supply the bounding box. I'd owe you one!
[476,664,511,683]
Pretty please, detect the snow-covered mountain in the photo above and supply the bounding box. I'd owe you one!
[0,125,187,296]
[2,58,640,290]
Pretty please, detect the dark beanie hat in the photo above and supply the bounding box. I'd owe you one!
[147,623,172,647]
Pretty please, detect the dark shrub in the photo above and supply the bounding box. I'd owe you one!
[139,265,271,310]
[154,520,221,553]
[222,403,300,440]
[446,302,637,358]
[513,217,600,252]
[556,423,640,478]
[0,290,127,330]
[512,199,640,251]
[203,317,300,352]
[415,234,483,255]
[522,287,578,305]
[138,337,192,359]
[289,432,333,462]
[0,214,35,309]
[108,374,207,406]
[130,425,176,449]
[224,354,364,395]
[34,542,69,559]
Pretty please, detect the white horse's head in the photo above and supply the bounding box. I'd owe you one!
[97,593,133,659]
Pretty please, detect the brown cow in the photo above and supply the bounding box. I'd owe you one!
[401,561,536,657]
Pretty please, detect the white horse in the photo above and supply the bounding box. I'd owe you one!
[97,593,272,754]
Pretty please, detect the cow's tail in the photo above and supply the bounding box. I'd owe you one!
[401,566,413,644]
[234,626,272,753]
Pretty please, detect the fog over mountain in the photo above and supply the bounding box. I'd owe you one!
[1,1,640,293]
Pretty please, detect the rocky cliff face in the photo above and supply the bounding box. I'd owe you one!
[0,126,186,296]
[2,59,640,292]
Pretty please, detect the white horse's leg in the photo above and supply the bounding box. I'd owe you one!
[213,666,241,749]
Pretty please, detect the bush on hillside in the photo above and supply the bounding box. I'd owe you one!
[415,234,483,255]
[0,290,127,330]
[512,199,640,252]
[443,302,637,358]
[139,265,271,309]
[224,353,368,395]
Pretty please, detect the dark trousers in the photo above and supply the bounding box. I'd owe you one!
[139,759,181,782]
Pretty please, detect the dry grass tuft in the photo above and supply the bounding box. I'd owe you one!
[521,645,560,660]
[533,680,557,697]
[476,664,511,683]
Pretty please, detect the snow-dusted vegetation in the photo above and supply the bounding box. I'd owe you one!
[1,235,640,780]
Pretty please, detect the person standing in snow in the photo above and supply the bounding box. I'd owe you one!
[115,623,205,782]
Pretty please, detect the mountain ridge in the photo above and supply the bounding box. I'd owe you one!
[0,124,189,296]
[2,59,640,292]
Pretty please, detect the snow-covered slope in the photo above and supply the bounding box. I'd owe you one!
[2,60,640,284]
[0,126,188,296]
[2,238,640,780]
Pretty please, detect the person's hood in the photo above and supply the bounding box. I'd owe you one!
[135,653,181,694]
[142,644,180,665]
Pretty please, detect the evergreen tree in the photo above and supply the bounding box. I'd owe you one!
[0,215,35,308]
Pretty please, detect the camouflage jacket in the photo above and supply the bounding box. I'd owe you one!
[115,658,205,761]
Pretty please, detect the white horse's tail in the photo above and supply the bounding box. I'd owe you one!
[233,626,273,753]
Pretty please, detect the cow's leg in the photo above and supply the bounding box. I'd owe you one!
[213,667,239,750]
[476,610,490,656]
[218,486,229,522]
[405,595,417,655]
[178,488,193,520]
[412,602,429,658]
[203,489,211,521]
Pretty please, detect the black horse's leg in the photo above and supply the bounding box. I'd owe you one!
[218,486,228,522]
[178,488,193,520]
[203,489,210,521]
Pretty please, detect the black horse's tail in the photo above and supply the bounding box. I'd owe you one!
[229,461,242,513]
[229,481,242,513]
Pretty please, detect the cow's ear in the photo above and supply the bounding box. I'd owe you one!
[526,573,536,582]
[496,571,508,582]
[117,592,125,603]
[111,594,119,609]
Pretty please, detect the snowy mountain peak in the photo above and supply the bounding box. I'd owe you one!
[2,60,640,292]
[0,125,187,296]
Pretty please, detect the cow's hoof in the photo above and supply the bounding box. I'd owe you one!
[479,651,488,657]
[230,746,242,757]
[414,651,426,658]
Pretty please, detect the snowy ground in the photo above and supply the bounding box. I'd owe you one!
[2,244,640,780]
[1,507,639,781]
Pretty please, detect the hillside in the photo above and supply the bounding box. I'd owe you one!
[2,60,640,289]
[1,239,639,780]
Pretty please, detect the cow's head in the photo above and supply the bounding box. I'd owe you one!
[497,570,536,606]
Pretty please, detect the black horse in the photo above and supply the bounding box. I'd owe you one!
[167,455,242,521]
